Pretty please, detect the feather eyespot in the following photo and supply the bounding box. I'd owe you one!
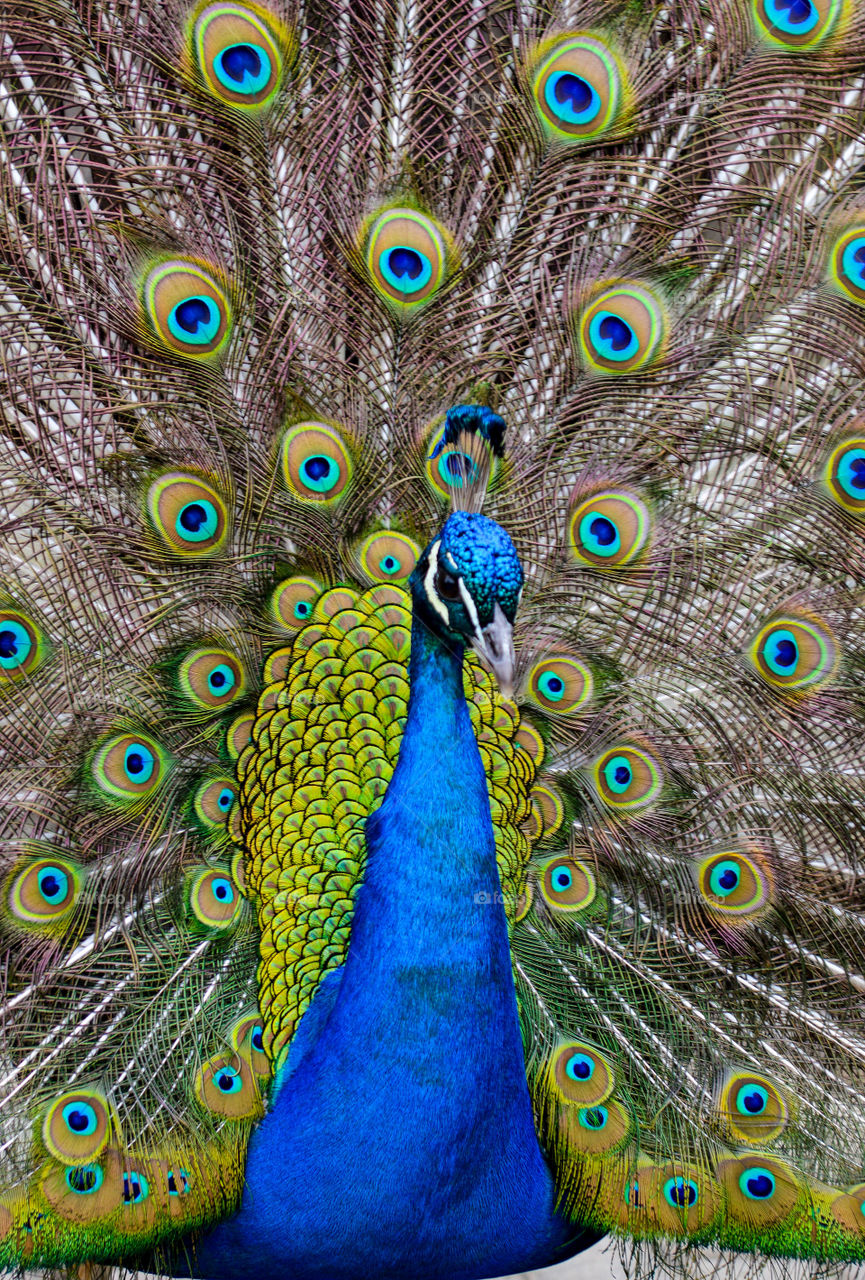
[178,647,246,709]
[552,1042,615,1106]
[0,609,47,680]
[194,777,237,828]
[831,227,865,302]
[191,2,289,108]
[43,1091,112,1165]
[717,1071,789,1144]
[281,423,354,504]
[749,615,837,691]
[270,576,322,630]
[526,656,593,714]
[562,1098,631,1153]
[195,1053,261,1118]
[825,437,865,512]
[141,259,232,358]
[231,1014,271,1076]
[696,848,773,921]
[634,1164,721,1234]
[578,283,667,374]
[593,744,662,811]
[568,491,650,567]
[539,854,596,912]
[91,733,170,803]
[531,35,625,141]
[9,857,82,924]
[189,867,242,929]
[65,1164,104,1196]
[717,1155,799,1225]
[663,1177,698,1209]
[753,0,843,48]
[147,473,230,557]
[357,532,420,583]
[364,208,450,310]
[424,422,500,501]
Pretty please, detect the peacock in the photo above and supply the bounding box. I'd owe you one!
[2,0,865,1276]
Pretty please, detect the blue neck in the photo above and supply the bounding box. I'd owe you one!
[194,612,574,1279]
[345,615,502,972]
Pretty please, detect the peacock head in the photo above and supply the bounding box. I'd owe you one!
[411,510,523,697]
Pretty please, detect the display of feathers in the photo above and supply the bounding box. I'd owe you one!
[2,0,865,1277]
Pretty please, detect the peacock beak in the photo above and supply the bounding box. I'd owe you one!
[469,602,515,700]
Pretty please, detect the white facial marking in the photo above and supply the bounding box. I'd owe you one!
[424,540,450,626]
[457,576,481,638]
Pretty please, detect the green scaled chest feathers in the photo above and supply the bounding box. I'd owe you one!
[3,0,865,1276]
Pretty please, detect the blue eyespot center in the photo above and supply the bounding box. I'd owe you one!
[63,1102,98,1135]
[168,296,221,346]
[739,1086,769,1115]
[251,1026,264,1052]
[836,448,865,497]
[212,877,234,904]
[664,1177,698,1208]
[579,1105,607,1130]
[215,1066,243,1094]
[167,1168,191,1196]
[66,1165,103,1195]
[590,517,616,546]
[217,788,235,812]
[588,310,639,362]
[214,42,273,95]
[599,315,632,351]
[38,866,68,903]
[603,756,633,794]
[767,0,818,33]
[176,500,219,543]
[0,621,31,668]
[773,639,796,668]
[545,70,601,124]
[709,859,741,897]
[379,556,401,575]
[762,628,800,677]
[294,601,311,619]
[740,1168,776,1200]
[538,671,566,701]
[124,743,155,784]
[437,449,479,489]
[842,237,865,287]
[552,867,573,892]
[565,1053,594,1081]
[300,454,340,493]
[381,246,433,295]
[123,1171,149,1205]
[207,663,236,695]
[579,510,622,557]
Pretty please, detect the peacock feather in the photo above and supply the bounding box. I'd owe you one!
[1,0,865,1276]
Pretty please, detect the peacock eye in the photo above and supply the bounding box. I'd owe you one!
[280,422,354,505]
[191,2,288,109]
[749,615,837,692]
[832,228,865,302]
[753,0,841,49]
[825,437,865,512]
[0,609,47,679]
[531,35,624,142]
[578,283,667,375]
[364,207,449,311]
[141,259,232,359]
[434,564,460,602]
